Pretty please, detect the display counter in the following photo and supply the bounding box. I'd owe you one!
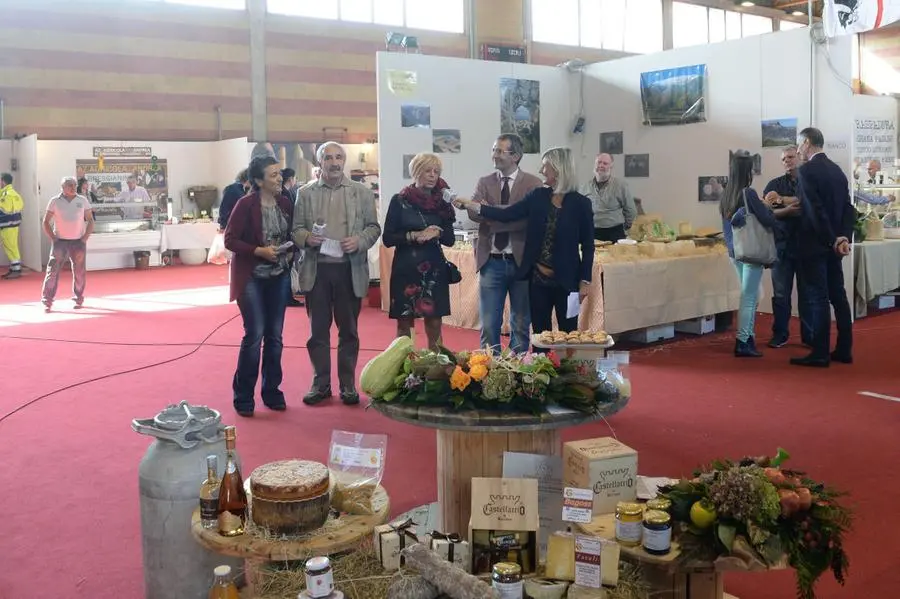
[853,238,900,317]
[87,202,161,270]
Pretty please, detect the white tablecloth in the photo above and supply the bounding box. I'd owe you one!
[854,239,900,317]
[159,223,219,253]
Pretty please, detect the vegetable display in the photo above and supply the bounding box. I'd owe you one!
[659,448,852,599]
[361,337,627,414]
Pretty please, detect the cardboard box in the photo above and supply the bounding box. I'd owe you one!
[468,477,540,575]
[373,519,419,571]
[563,437,638,516]
[870,295,896,310]
[425,533,471,572]
[675,315,715,335]
[626,323,675,344]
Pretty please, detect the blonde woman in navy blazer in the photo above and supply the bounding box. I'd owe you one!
[455,147,594,341]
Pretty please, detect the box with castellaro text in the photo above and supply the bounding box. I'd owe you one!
[468,477,540,575]
[563,437,638,516]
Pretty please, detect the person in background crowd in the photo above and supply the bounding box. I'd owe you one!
[280,167,303,308]
[0,173,24,279]
[251,142,277,162]
[720,150,779,358]
[580,153,636,242]
[384,153,457,351]
[218,169,250,231]
[791,127,854,368]
[454,147,594,345]
[281,168,298,201]
[223,156,294,417]
[77,178,99,204]
[762,146,812,348]
[116,174,152,220]
[41,176,94,312]
[865,159,881,184]
[293,142,381,406]
[468,134,541,354]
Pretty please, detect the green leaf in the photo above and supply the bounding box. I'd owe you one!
[771,447,791,467]
[403,357,412,374]
[759,534,784,566]
[394,373,407,386]
[451,394,465,408]
[717,523,737,552]
[382,390,399,402]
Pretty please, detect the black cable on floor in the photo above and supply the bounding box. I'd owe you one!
[0,334,390,353]
[0,314,240,425]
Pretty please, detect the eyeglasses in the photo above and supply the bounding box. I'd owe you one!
[491,148,513,155]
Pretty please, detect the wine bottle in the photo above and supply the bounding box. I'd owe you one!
[207,565,240,599]
[199,455,220,530]
[217,426,248,536]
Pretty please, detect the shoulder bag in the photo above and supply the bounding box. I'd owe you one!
[732,189,777,266]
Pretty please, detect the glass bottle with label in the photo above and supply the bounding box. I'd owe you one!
[208,565,240,599]
[199,455,220,530]
[615,502,643,546]
[642,509,672,555]
[304,556,335,598]
[217,426,248,536]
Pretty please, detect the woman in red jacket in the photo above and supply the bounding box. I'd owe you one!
[224,156,294,416]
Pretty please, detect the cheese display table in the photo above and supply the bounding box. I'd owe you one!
[577,514,778,599]
[378,245,738,335]
[371,398,629,537]
[191,486,390,598]
[853,239,900,317]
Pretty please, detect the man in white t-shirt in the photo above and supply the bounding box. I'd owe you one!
[116,175,152,219]
[41,176,94,312]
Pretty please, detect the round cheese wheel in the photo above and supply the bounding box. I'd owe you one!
[250,459,330,501]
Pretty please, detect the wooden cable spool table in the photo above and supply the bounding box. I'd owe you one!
[191,485,391,598]
[371,395,629,536]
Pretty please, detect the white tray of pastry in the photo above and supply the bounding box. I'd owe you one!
[532,330,615,350]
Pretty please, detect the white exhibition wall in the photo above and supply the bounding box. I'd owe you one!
[376,51,573,225]
[581,28,856,230]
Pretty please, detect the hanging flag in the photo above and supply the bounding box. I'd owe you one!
[824,0,900,36]
[97,152,104,171]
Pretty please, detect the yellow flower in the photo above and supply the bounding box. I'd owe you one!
[469,353,491,367]
[469,363,488,381]
[450,365,472,391]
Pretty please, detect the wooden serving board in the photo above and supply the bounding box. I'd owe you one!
[191,485,390,560]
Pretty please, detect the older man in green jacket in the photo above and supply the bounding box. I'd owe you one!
[293,142,381,406]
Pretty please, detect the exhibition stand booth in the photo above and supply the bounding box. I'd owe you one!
[0,138,379,272]
[374,28,899,335]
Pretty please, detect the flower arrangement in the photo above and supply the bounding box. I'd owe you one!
[659,448,852,599]
[370,344,625,415]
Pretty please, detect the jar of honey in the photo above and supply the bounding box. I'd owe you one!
[615,502,643,546]
[642,510,672,555]
[646,497,672,513]
[491,562,523,599]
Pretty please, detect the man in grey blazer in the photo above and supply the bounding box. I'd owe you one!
[468,134,543,353]
[293,142,382,405]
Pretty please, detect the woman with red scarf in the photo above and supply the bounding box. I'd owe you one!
[383,153,457,349]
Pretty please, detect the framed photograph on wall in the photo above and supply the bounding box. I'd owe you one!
[624,154,650,177]
[698,176,727,203]
[761,118,798,147]
[500,78,541,154]
[600,131,624,155]
[402,154,416,179]
[640,64,707,126]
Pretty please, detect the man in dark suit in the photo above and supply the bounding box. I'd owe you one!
[468,134,543,353]
[791,127,854,368]
[217,169,249,231]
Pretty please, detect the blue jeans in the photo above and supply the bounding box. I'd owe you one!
[233,273,290,410]
[732,259,763,342]
[479,256,531,353]
[771,245,813,342]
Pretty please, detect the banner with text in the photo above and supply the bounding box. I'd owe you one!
[76,158,169,220]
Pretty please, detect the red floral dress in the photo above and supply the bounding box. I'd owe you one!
[383,194,456,319]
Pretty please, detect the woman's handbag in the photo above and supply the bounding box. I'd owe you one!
[732,189,777,266]
[415,207,461,284]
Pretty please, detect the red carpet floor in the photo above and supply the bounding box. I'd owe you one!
[1,265,898,599]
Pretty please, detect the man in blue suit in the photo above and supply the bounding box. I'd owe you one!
[217,169,249,231]
[791,128,854,368]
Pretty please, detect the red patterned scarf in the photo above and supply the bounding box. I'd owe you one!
[399,178,455,221]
